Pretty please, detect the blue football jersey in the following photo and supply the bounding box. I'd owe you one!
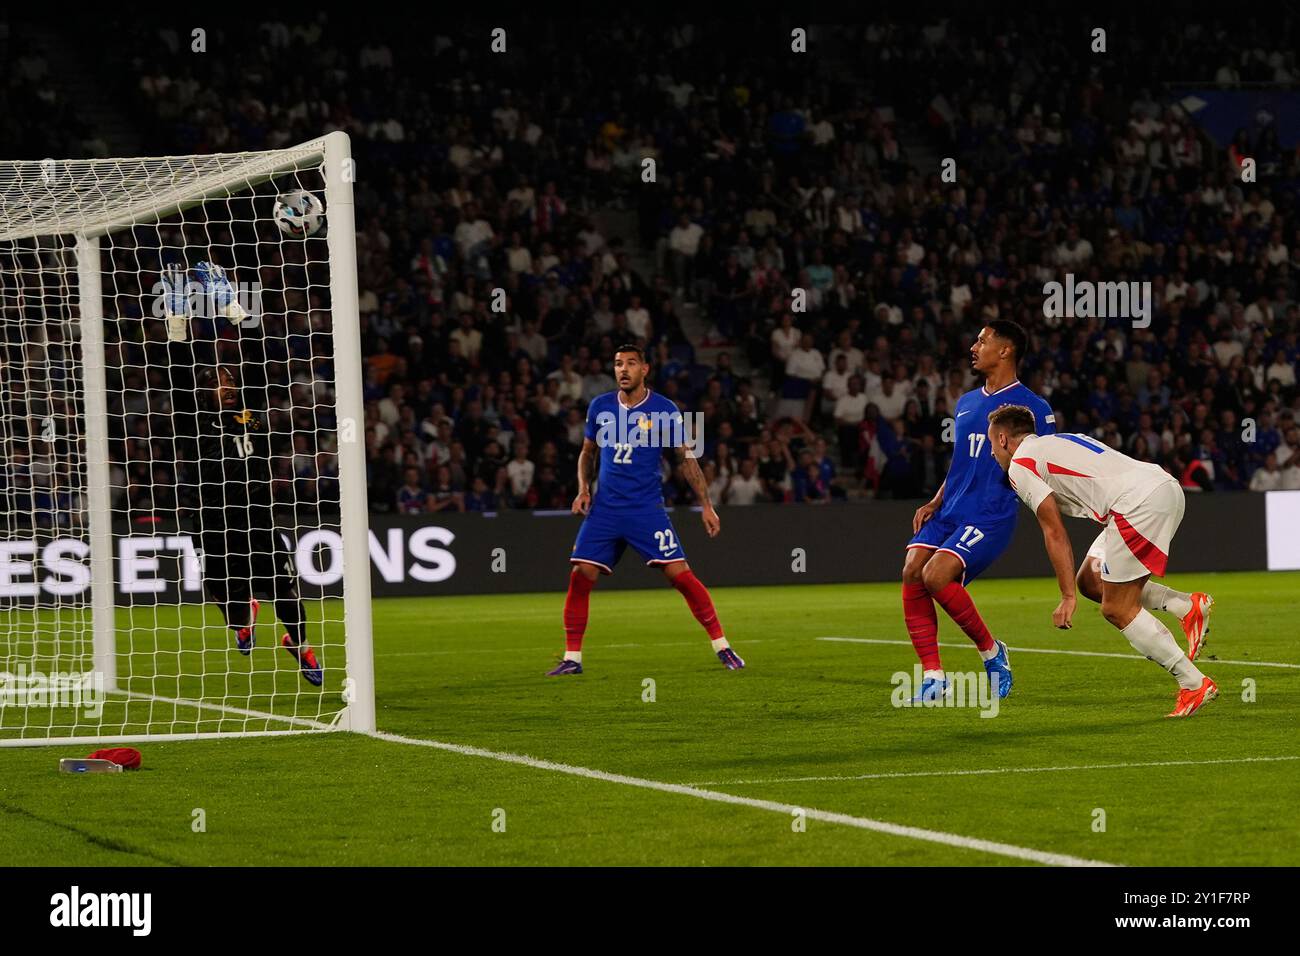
[584,389,686,511]
[940,380,1055,523]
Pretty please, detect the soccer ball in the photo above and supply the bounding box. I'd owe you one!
[273,190,324,238]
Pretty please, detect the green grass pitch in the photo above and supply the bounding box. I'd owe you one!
[1,571,1297,866]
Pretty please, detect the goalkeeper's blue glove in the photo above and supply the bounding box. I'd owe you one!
[193,261,248,326]
[160,262,190,341]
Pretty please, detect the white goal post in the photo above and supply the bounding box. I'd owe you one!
[0,131,375,746]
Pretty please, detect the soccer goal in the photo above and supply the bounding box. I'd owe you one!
[0,132,375,746]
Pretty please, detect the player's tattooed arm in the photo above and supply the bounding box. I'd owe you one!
[572,438,598,515]
[677,448,721,537]
[677,450,711,506]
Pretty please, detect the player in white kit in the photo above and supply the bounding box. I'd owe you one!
[985,405,1218,718]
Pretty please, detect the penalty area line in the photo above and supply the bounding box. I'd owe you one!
[817,637,1300,669]
[366,729,1117,867]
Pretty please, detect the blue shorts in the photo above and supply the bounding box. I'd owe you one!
[571,507,686,574]
[907,511,1015,585]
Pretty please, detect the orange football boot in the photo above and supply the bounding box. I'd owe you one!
[1166,676,1218,718]
[1180,592,1214,661]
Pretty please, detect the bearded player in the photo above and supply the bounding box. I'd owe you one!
[902,321,1056,701]
[165,261,322,686]
[987,405,1217,717]
[547,344,743,675]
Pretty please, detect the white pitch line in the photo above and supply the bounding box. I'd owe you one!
[689,754,1300,787]
[0,691,337,749]
[381,639,773,658]
[817,637,1300,669]
[117,689,337,730]
[366,729,1116,867]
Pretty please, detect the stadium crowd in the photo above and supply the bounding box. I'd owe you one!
[12,15,1300,529]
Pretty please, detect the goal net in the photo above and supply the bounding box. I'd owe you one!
[0,132,375,746]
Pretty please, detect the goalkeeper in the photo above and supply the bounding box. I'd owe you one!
[164,262,322,686]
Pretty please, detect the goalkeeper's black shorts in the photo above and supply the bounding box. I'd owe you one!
[199,528,298,592]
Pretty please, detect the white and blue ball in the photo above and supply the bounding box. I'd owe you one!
[273,190,324,238]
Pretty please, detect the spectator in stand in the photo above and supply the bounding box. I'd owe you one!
[867,374,909,421]
[821,352,852,419]
[834,374,869,468]
[429,465,464,512]
[758,438,795,502]
[782,332,826,422]
[1283,450,1300,489]
[667,212,705,297]
[465,475,499,511]
[396,466,429,514]
[725,457,765,505]
[792,448,831,503]
[767,312,800,387]
[506,441,536,506]
[1249,453,1284,491]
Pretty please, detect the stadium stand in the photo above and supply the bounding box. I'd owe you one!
[7,14,1300,525]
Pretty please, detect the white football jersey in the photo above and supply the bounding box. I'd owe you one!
[1007,433,1174,522]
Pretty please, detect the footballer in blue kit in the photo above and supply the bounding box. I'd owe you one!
[901,321,1056,702]
[547,345,744,675]
[570,387,690,571]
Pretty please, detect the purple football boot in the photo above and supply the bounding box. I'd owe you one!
[717,647,745,670]
[546,658,583,676]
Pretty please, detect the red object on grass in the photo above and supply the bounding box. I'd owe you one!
[89,747,142,770]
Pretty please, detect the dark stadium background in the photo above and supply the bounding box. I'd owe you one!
[5,12,1300,530]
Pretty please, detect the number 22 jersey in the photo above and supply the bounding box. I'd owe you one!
[584,389,686,511]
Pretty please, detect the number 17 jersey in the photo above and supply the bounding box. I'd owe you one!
[941,380,1056,524]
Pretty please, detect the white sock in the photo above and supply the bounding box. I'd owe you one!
[710,636,730,652]
[564,650,582,663]
[1120,608,1203,690]
[1142,581,1192,618]
[977,642,1001,662]
[922,668,946,682]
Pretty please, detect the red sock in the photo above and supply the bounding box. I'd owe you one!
[934,581,995,653]
[902,582,942,671]
[564,569,595,652]
[670,570,724,640]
